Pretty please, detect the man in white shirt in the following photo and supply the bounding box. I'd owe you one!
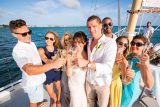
[142,21,154,41]
[9,19,65,107]
[76,15,117,107]
[102,17,117,40]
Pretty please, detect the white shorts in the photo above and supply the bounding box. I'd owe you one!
[23,84,44,103]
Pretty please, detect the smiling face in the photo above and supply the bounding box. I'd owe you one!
[103,18,113,34]
[117,38,128,53]
[130,39,145,55]
[87,19,102,39]
[73,37,86,53]
[45,33,55,46]
[64,34,72,46]
[12,25,31,44]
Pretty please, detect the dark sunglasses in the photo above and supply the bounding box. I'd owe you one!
[131,41,145,47]
[118,41,128,48]
[14,29,32,37]
[45,37,54,41]
[103,22,113,28]
[64,38,72,42]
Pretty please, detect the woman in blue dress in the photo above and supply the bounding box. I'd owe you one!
[121,35,154,107]
[38,31,62,107]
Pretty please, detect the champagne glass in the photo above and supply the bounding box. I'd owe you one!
[67,46,77,68]
[139,43,152,65]
[60,49,67,71]
[122,61,133,85]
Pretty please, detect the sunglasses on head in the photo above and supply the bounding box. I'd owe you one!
[118,41,128,48]
[45,37,54,41]
[131,41,145,47]
[14,29,32,37]
[103,22,113,28]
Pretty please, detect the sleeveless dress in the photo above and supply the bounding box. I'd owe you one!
[42,47,62,85]
[109,64,122,107]
[121,56,141,107]
[68,67,87,107]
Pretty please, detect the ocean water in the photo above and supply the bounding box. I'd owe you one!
[0,26,159,88]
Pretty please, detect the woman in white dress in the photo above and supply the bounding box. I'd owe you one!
[66,31,88,107]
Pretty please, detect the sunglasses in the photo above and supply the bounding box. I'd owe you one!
[118,41,128,48]
[14,29,32,37]
[64,38,72,42]
[45,37,54,41]
[103,22,113,28]
[131,41,145,47]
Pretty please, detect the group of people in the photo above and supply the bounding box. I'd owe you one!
[9,15,154,107]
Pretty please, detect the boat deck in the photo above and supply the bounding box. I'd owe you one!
[0,82,159,107]
[0,83,50,107]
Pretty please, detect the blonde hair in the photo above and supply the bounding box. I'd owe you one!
[116,35,129,57]
[45,31,62,49]
[61,32,73,49]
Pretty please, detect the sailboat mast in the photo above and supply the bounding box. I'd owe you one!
[125,0,143,41]
[118,0,121,36]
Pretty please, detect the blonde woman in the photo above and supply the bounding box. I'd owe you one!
[108,36,134,107]
[61,32,73,49]
[38,31,62,107]
[61,32,73,107]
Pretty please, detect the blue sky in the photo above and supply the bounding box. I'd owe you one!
[0,0,158,26]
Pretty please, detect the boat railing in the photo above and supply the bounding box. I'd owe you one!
[115,27,145,37]
[114,27,127,37]
[0,56,21,90]
[0,79,22,92]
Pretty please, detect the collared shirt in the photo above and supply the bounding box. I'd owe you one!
[104,33,117,40]
[12,41,46,88]
[87,35,117,86]
[143,27,154,38]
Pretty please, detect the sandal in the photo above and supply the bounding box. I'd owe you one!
[38,99,48,107]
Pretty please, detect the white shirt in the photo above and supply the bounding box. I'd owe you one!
[112,34,117,40]
[12,41,46,88]
[104,33,117,40]
[143,26,154,38]
[87,35,117,86]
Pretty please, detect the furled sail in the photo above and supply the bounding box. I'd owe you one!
[142,0,160,8]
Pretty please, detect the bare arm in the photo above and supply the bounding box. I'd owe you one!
[66,55,73,77]
[38,48,53,63]
[137,53,154,89]
[119,56,128,79]
[23,58,66,76]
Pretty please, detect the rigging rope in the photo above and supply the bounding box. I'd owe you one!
[138,12,145,34]
[89,0,94,16]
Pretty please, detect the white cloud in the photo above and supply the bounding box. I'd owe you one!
[0,8,14,18]
[59,0,80,8]
[29,0,59,14]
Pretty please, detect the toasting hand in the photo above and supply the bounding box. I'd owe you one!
[53,58,66,69]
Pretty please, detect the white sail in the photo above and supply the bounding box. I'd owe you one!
[142,0,160,8]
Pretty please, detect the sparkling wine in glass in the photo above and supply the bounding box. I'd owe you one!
[122,61,133,85]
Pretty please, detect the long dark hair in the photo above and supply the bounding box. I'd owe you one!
[73,31,88,53]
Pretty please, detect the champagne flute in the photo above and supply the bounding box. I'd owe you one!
[122,61,133,85]
[67,46,77,68]
[60,49,67,71]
